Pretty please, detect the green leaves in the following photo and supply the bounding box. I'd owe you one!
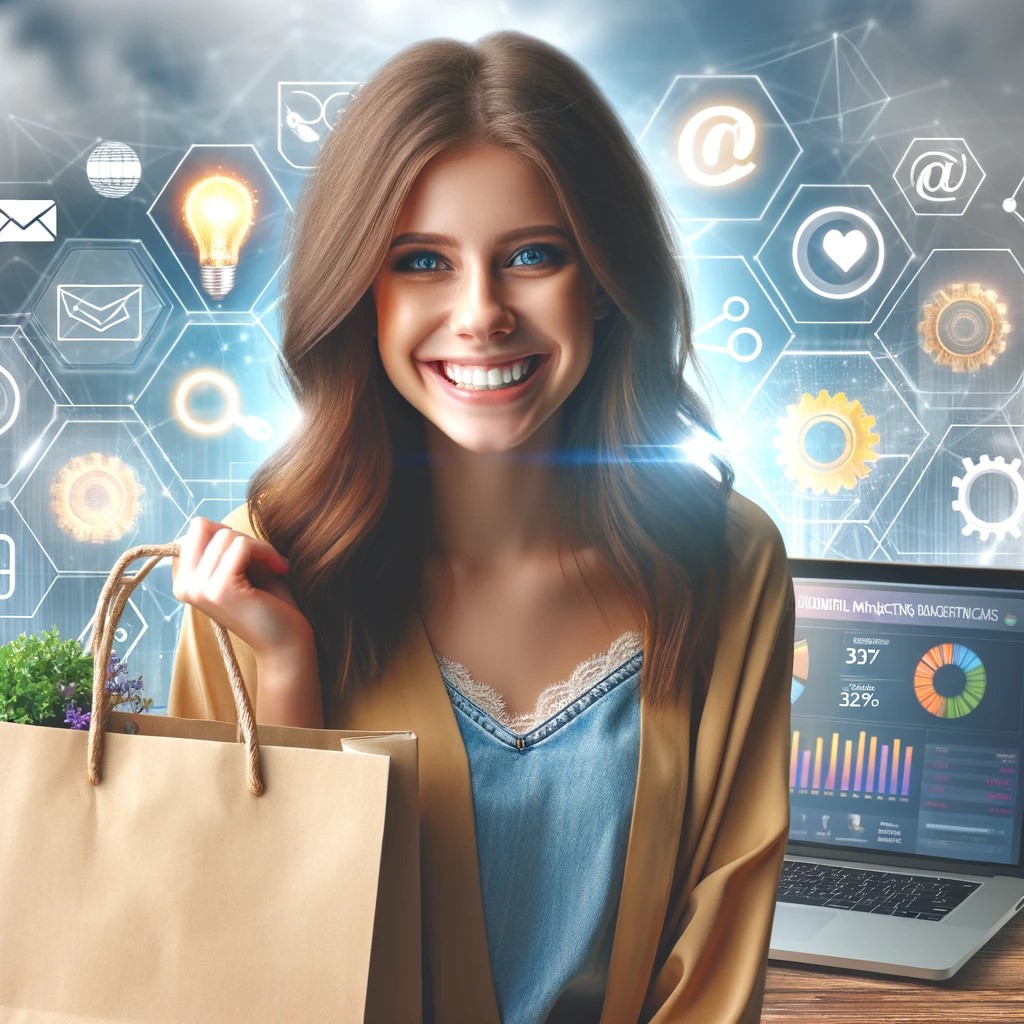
[0,628,94,726]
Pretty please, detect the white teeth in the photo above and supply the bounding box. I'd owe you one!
[440,357,536,390]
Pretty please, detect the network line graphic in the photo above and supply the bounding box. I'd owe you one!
[2,5,1024,719]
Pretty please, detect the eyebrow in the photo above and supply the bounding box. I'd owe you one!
[388,224,572,249]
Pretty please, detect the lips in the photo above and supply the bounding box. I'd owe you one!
[431,354,541,368]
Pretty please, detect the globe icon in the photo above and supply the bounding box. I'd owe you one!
[86,141,142,198]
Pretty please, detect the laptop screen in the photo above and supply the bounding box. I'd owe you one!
[787,562,1024,869]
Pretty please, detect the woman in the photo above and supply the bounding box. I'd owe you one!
[169,30,795,1024]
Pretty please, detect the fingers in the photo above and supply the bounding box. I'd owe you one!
[173,518,214,601]
[207,534,250,601]
[195,525,237,592]
[173,517,288,603]
[170,516,310,660]
[172,518,203,600]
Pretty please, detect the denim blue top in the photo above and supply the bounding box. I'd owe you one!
[435,637,643,1024]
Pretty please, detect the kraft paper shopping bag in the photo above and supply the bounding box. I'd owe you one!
[0,541,421,1023]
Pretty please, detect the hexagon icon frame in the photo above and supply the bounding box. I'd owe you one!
[874,248,1024,410]
[147,144,293,314]
[681,253,794,420]
[0,325,67,489]
[25,238,178,370]
[277,80,360,170]
[637,74,802,223]
[133,319,300,488]
[10,410,192,574]
[755,184,914,325]
[0,500,59,622]
[893,138,985,217]
[877,423,1024,563]
[78,586,149,664]
[735,348,927,526]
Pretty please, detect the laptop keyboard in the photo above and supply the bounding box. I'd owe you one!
[777,859,981,920]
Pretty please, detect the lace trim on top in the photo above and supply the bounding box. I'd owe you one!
[435,630,643,734]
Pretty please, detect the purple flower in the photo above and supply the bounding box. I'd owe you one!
[94,651,150,718]
[58,682,76,700]
[64,702,92,730]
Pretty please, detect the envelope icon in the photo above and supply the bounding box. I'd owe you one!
[0,199,57,242]
[57,284,143,342]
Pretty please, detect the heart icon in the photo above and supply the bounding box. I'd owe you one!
[821,228,868,274]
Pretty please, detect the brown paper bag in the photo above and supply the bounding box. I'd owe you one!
[0,542,421,1023]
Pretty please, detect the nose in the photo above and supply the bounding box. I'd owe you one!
[448,263,515,344]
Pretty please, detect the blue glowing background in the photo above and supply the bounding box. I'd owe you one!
[1,0,1022,709]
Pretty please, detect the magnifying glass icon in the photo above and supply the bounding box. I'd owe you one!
[173,369,272,441]
[693,295,763,363]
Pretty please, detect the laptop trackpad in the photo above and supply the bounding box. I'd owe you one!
[773,905,839,943]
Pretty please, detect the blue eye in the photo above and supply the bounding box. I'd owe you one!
[397,251,444,273]
[393,240,569,272]
[509,245,560,268]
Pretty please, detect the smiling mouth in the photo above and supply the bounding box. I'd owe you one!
[433,355,543,391]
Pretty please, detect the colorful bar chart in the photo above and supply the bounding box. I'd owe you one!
[790,727,914,797]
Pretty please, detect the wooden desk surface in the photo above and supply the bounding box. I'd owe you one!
[762,909,1024,1023]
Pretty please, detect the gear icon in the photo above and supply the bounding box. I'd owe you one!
[919,282,1010,373]
[774,389,880,495]
[50,452,144,544]
[951,454,1024,541]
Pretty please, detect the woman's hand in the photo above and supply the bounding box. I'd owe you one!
[171,517,312,658]
[171,517,324,727]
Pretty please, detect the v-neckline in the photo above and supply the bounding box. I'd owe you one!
[433,630,644,734]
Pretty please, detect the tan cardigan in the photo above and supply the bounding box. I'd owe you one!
[168,489,795,1024]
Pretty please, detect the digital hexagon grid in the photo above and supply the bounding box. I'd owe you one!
[1,0,1023,710]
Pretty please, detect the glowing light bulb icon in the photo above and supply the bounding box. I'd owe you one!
[183,174,255,299]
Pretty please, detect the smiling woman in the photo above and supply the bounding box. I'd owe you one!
[168,29,796,1024]
[371,143,603,454]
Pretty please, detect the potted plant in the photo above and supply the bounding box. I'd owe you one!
[0,627,152,730]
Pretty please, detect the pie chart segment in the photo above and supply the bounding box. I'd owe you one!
[913,642,986,719]
[791,638,809,703]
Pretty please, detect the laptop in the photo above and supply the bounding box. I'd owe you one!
[769,557,1024,980]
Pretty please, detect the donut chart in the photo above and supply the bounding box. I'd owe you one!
[791,638,809,703]
[913,642,986,718]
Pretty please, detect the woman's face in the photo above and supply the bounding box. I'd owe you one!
[371,143,601,455]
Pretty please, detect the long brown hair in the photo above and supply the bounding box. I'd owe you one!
[248,31,736,720]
